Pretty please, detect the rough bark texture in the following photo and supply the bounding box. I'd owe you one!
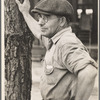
[5,0,34,100]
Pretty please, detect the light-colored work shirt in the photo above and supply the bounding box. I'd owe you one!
[40,27,97,100]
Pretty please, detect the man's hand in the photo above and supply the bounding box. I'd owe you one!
[15,0,30,14]
[15,0,42,39]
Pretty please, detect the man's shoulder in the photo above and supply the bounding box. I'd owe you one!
[57,32,80,47]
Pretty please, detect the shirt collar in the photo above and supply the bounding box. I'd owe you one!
[51,27,72,44]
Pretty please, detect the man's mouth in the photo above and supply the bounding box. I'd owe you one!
[41,28,47,32]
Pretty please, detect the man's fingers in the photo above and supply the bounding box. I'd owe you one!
[24,0,30,5]
[15,0,21,5]
[15,0,30,13]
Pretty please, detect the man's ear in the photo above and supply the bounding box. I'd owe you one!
[59,17,67,27]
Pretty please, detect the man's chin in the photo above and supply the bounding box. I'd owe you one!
[42,32,48,36]
[42,34,50,38]
[42,35,48,38]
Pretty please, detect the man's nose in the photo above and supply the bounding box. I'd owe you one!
[38,18,45,26]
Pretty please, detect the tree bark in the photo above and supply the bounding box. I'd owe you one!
[5,0,34,100]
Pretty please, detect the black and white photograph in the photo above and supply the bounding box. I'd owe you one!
[2,0,99,100]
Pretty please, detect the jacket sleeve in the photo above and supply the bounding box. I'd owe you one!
[60,43,97,75]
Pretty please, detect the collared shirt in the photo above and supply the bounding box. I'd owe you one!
[40,27,97,100]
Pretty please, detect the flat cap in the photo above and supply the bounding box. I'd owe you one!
[31,0,74,21]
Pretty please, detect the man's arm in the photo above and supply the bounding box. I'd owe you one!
[75,65,97,100]
[15,0,42,39]
[22,13,42,39]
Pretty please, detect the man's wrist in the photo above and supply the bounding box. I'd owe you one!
[22,11,30,17]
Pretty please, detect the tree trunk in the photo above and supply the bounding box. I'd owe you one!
[5,0,34,100]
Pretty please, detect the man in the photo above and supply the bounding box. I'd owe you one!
[15,0,97,100]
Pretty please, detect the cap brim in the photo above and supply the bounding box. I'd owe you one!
[31,9,51,15]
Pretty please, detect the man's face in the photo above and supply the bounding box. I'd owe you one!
[37,14,61,38]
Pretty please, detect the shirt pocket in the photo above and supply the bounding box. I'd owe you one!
[44,65,57,85]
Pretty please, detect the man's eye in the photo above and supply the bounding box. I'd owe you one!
[36,14,41,21]
[45,15,50,19]
[43,16,46,20]
[37,14,41,18]
[36,19,39,22]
